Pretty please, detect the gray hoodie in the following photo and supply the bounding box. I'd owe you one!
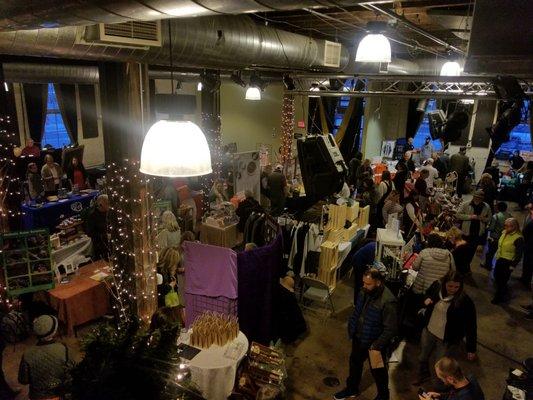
[412,247,455,294]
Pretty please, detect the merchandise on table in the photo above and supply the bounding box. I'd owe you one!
[189,312,239,349]
[1,229,53,296]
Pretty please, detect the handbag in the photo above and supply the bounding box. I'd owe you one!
[164,290,181,308]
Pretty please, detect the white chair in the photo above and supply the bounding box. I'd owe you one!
[300,276,335,316]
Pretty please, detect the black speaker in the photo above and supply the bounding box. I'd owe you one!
[427,110,446,140]
[442,110,470,142]
[297,134,347,201]
[492,76,526,100]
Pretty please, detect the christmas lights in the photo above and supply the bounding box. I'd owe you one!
[105,160,158,325]
[280,94,295,172]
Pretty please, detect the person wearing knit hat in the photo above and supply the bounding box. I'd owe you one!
[18,315,73,400]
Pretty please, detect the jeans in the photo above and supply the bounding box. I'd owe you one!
[418,328,459,378]
[494,258,513,301]
[347,338,390,400]
[485,237,498,269]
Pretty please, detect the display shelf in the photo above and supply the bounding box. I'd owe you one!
[1,229,53,296]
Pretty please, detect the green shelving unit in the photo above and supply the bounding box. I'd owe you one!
[1,229,54,296]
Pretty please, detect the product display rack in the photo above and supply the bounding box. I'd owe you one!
[1,229,54,296]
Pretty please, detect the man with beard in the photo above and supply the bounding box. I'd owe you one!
[334,268,397,400]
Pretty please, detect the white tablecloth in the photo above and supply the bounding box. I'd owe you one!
[51,235,92,269]
[179,330,248,400]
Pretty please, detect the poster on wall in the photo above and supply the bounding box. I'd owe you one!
[380,140,396,159]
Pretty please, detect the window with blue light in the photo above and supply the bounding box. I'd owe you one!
[413,99,442,151]
[41,83,72,149]
[495,99,531,159]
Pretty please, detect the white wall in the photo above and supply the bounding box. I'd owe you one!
[362,92,409,158]
[220,82,283,153]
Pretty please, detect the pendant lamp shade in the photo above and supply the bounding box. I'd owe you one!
[440,61,462,76]
[355,34,391,63]
[245,86,261,100]
[197,82,203,91]
[140,120,212,177]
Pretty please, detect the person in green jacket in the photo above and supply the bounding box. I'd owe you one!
[492,218,524,304]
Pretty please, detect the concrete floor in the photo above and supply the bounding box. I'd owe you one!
[285,207,533,400]
[3,206,532,400]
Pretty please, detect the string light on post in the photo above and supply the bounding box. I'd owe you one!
[280,94,295,169]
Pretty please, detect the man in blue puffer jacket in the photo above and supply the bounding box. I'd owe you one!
[335,268,398,400]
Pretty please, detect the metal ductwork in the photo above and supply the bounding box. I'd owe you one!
[2,62,99,84]
[0,16,349,71]
[0,0,385,32]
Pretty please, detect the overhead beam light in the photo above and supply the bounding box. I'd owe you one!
[356,21,391,63]
[440,61,462,76]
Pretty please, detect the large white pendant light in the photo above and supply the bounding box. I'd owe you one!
[245,86,261,101]
[356,33,391,63]
[140,20,212,177]
[140,120,212,177]
[440,61,462,76]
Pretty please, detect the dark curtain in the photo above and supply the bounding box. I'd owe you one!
[307,97,336,135]
[79,84,99,139]
[471,100,496,148]
[338,98,365,161]
[405,98,426,139]
[54,84,78,144]
[23,83,48,144]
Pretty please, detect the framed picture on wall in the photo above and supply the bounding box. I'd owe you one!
[380,140,395,159]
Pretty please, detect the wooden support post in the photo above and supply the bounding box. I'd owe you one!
[99,62,157,324]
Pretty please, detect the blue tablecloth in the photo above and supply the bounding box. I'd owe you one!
[22,192,98,232]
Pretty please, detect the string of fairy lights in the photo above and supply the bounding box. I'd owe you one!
[280,94,295,171]
[105,160,158,326]
[199,112,223,210]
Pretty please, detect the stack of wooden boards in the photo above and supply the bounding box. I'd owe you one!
[318,202,368,289]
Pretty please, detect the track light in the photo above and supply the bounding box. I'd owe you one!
[283,75,295,91]
[356,21,391,63]
[230,71,247,87]
[245,87,261,101]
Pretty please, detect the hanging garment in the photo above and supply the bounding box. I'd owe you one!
[237,233,283,345]
[300,223,322,277]
[183,241,238,299]
[288,222,303,270]
[292,224,310,275]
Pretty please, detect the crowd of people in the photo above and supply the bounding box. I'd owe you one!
[333,142,533,400]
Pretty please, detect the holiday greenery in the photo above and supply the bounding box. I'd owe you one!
[68,318,203,400]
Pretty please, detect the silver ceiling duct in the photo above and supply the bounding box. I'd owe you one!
[0,16,349,71]
[2,62,99,84]
[0,0,384,32]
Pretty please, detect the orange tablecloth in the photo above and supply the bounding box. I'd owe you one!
[48,260,111,336]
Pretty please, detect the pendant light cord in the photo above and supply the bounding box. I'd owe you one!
[168,20,174,95]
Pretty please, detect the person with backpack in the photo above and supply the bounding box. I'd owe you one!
[18,315,74,400]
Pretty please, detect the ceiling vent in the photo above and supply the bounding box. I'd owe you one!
[84,21,161,48]
[323,41,342,68]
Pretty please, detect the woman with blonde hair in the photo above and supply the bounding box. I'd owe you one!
[446,227,470,276]
[156,247,181,308]
[492,218,523,304]
[156,210,181,251]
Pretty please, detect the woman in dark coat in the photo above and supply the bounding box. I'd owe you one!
[414,271,477,384]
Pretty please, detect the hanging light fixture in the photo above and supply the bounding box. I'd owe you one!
[355,22,391,63]
[140,121,212,177]
[197,81,202,91]
[440,61,462,76]
[140,20,212,177]
[245,86,261,101]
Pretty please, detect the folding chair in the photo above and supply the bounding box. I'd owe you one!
[300,276,335,316]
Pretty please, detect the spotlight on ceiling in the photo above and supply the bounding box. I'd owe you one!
[440,61,462,76]
[230,71,246,88]
[356,21,391,63]
[245,86,261,101]
[199,70,220,93]
[283,75,295,91]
